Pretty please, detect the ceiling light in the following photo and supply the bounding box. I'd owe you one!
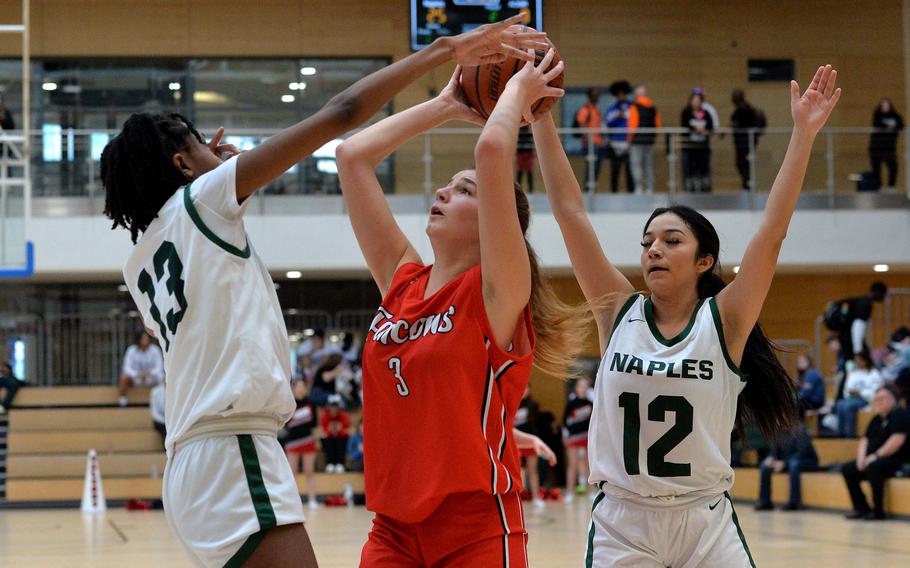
[300,67,316,76]
[733,265,740,274]
[873,264,889,273]
[42,82,57,91]
[281,94,295,103]
[168,82,181,91]
[286,270,302,279]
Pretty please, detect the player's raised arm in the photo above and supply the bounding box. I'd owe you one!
[717,65,841,361]
[234,15,548,201]
[473,49,564,348]
[531,114,634,347]
[336,67,485,296]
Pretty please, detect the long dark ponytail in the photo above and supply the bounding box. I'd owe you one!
[644,205,800,441]
[101,112,204,243]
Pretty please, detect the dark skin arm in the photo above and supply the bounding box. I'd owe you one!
[231,14,547,200]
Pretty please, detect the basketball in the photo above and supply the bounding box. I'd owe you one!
[459,32,564,120]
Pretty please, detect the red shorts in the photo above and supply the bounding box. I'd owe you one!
[565,436,588,449]
[516,151,535,172]
[285,437,316,454]
[360,491,528,567]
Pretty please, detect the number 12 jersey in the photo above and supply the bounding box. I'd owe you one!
[590,293,748,507]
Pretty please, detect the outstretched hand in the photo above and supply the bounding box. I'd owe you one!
[207,127,242,160]
[791,64,841,135]
[508,48,565,123]
[449,14,550,66]
[437,65,485,126]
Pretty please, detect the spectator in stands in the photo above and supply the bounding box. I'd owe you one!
[0,361,21,414]
[869,98,904,191]
[755,419,819,511]
[347,418,364,472]
[515,125,536,192]
[515,384,544,508]
[341,332,361,368]
[563,377,593,502]
[296,329,341,369]
[627,85,662,194]
[680,91,714,193]
[730,89,764,190]
[310,353,355,407]
[0,95,15,130]
[321,394,350,473]
[884,327,910,401]
[832,282,889,374]
[842,385,910,520]
[797,353,827,411]
[117,331,164,407]
[605,80,634,193]
[150,379,166,448]
[836,352,884,437]
[574,88,606,182]
[285,380,319,509]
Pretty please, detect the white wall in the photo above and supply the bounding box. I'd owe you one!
[27,208,910,281]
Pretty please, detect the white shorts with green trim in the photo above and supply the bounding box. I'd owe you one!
[163,433,306,568]
[584,489,755,568]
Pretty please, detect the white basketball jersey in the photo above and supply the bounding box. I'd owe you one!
[123,157,294,455]
[589,294,747,507]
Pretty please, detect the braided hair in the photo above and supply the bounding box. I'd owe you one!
[101,112,204,243]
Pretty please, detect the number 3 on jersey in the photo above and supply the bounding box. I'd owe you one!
[387,357,410,397]
[618,392,693,477]
[137,241,188,351]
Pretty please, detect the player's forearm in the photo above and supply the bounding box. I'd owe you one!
[338,98,452,168]
[532,114,586,216]
[758,128,816,243]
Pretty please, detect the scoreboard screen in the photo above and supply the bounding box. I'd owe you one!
[410,1,543,51]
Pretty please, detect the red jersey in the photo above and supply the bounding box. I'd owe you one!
[320,409,350,439]
[362,263,535,523]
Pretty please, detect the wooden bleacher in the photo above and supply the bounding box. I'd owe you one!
[3,386,364,503]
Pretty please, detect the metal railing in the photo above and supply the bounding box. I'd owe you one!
[0,307,378,386]
[2,126,908,206]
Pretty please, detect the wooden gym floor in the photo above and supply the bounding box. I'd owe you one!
[1,498,908,567]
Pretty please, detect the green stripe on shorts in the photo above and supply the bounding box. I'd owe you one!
[224,435,278,568]
[585,492,606,568]
[724,491,756,567]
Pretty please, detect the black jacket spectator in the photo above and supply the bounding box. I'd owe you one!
[0,362,21,413]
[869,98,904,189]
[841,386,910,519]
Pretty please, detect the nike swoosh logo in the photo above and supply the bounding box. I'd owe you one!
[628,318,646,323]
[709,498,723,510]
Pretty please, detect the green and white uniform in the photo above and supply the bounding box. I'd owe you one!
[123,157,304,568]
[584,293,755,567]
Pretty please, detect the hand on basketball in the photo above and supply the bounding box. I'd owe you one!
[507,48,565,123]
[207,127,242,160]
[438,65,486,126]
[449,14,550,66]
[791,64,841,135]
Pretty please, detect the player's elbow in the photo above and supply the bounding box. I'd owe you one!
[324,93,362,131]
[474,133,512,165]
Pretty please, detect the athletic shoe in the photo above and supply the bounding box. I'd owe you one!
[574,484,587,495]
[325,464,336,473]
[0,405,6,414]
[780,503,802,512]
[533,498,546,509]
[844,510,868,520]
[564,493,575,504]
[308,500,319,510]
[864,511,887,521]
[754,502,774,511]
[336,465,346,474]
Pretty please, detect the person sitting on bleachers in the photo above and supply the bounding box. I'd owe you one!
[797,353,826,411]
[755,419,819,511]
[150,380,166,448]
[0,361,21,414]
[117,331,164,407]
[841,385,910,520]
[835,352,883,437]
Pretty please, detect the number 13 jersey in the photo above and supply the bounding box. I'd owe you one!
[123,158,295,456]
[590,293,747,507]
[362,263,535,523]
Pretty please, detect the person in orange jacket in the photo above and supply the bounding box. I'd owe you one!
[574,88,606,182]
[627,85,663,194]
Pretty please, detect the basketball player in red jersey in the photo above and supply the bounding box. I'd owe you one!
[337,50,583,566]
